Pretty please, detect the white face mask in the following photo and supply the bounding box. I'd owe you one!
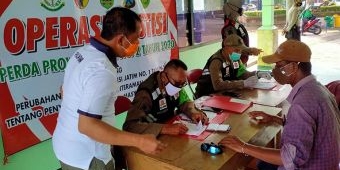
[165,82,181,96]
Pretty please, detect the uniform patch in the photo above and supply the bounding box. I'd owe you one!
[159,98,167,110]
[232,61,239,69]
[223,62,227,68]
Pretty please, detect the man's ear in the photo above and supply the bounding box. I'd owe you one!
[160,71,165,80]
[111,34,125,47]
[160,71,168,83]
[118,34,126,45]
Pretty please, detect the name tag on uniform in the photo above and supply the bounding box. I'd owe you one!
[225,66,230,77]
[159,98,167,110]
[232,61,239,69]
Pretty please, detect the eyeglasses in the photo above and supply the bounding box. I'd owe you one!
[274,62,298,75]
[165,73,187,88]
[200,142,223,155]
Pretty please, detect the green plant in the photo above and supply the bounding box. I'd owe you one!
[244,11,261,17]
[244,9,286,18]
[314,6,340,17]
[244,6,340,18]
[328,2,336,6]
[274,9,286,15]
[319,5,340,12]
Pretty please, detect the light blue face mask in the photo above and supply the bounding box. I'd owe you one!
[229,52,241,61]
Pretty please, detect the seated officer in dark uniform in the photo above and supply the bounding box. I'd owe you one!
[123,59,208,136]
[195,34,262,98]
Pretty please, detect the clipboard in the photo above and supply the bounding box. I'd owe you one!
[202,95,252,114]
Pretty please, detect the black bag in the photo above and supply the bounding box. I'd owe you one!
[285,24,301,41]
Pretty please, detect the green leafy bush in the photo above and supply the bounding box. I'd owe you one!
[314,6,340,17]
[319,6,340,12]
[244,9,286,18]
[244,6,340,18]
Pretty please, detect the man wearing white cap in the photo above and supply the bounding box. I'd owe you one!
[219,40,340,169]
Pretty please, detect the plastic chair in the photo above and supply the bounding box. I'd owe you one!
[112,96,131,170]
[187,69,203,99]
[114,95,132,115]
[325,80,340,109]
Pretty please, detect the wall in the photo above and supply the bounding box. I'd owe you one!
[180,42,221,70]
[0,41,221,170]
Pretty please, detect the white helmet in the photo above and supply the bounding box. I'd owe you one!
[223,0,244,19]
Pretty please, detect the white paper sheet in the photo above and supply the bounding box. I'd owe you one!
[250,78,277,90]
[173,120,207,136]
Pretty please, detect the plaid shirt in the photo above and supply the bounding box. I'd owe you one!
[279,75,340,170]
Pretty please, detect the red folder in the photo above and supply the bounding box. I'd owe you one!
[202,95,252,114]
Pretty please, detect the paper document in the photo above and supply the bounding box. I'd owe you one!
[202,111,217,122]
[179,111,218,123]
[251,78,277,90]
[173,120,207,136]
[230,98,252,105]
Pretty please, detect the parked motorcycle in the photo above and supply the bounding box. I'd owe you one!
[302,18,322,35]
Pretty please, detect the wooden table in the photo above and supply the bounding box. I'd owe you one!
[123,104,282,170]
[236,84,292,107]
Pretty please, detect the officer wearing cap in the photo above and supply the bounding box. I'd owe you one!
[219,40,340,170]
[222,0,250,64]
[195,34,262,98]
